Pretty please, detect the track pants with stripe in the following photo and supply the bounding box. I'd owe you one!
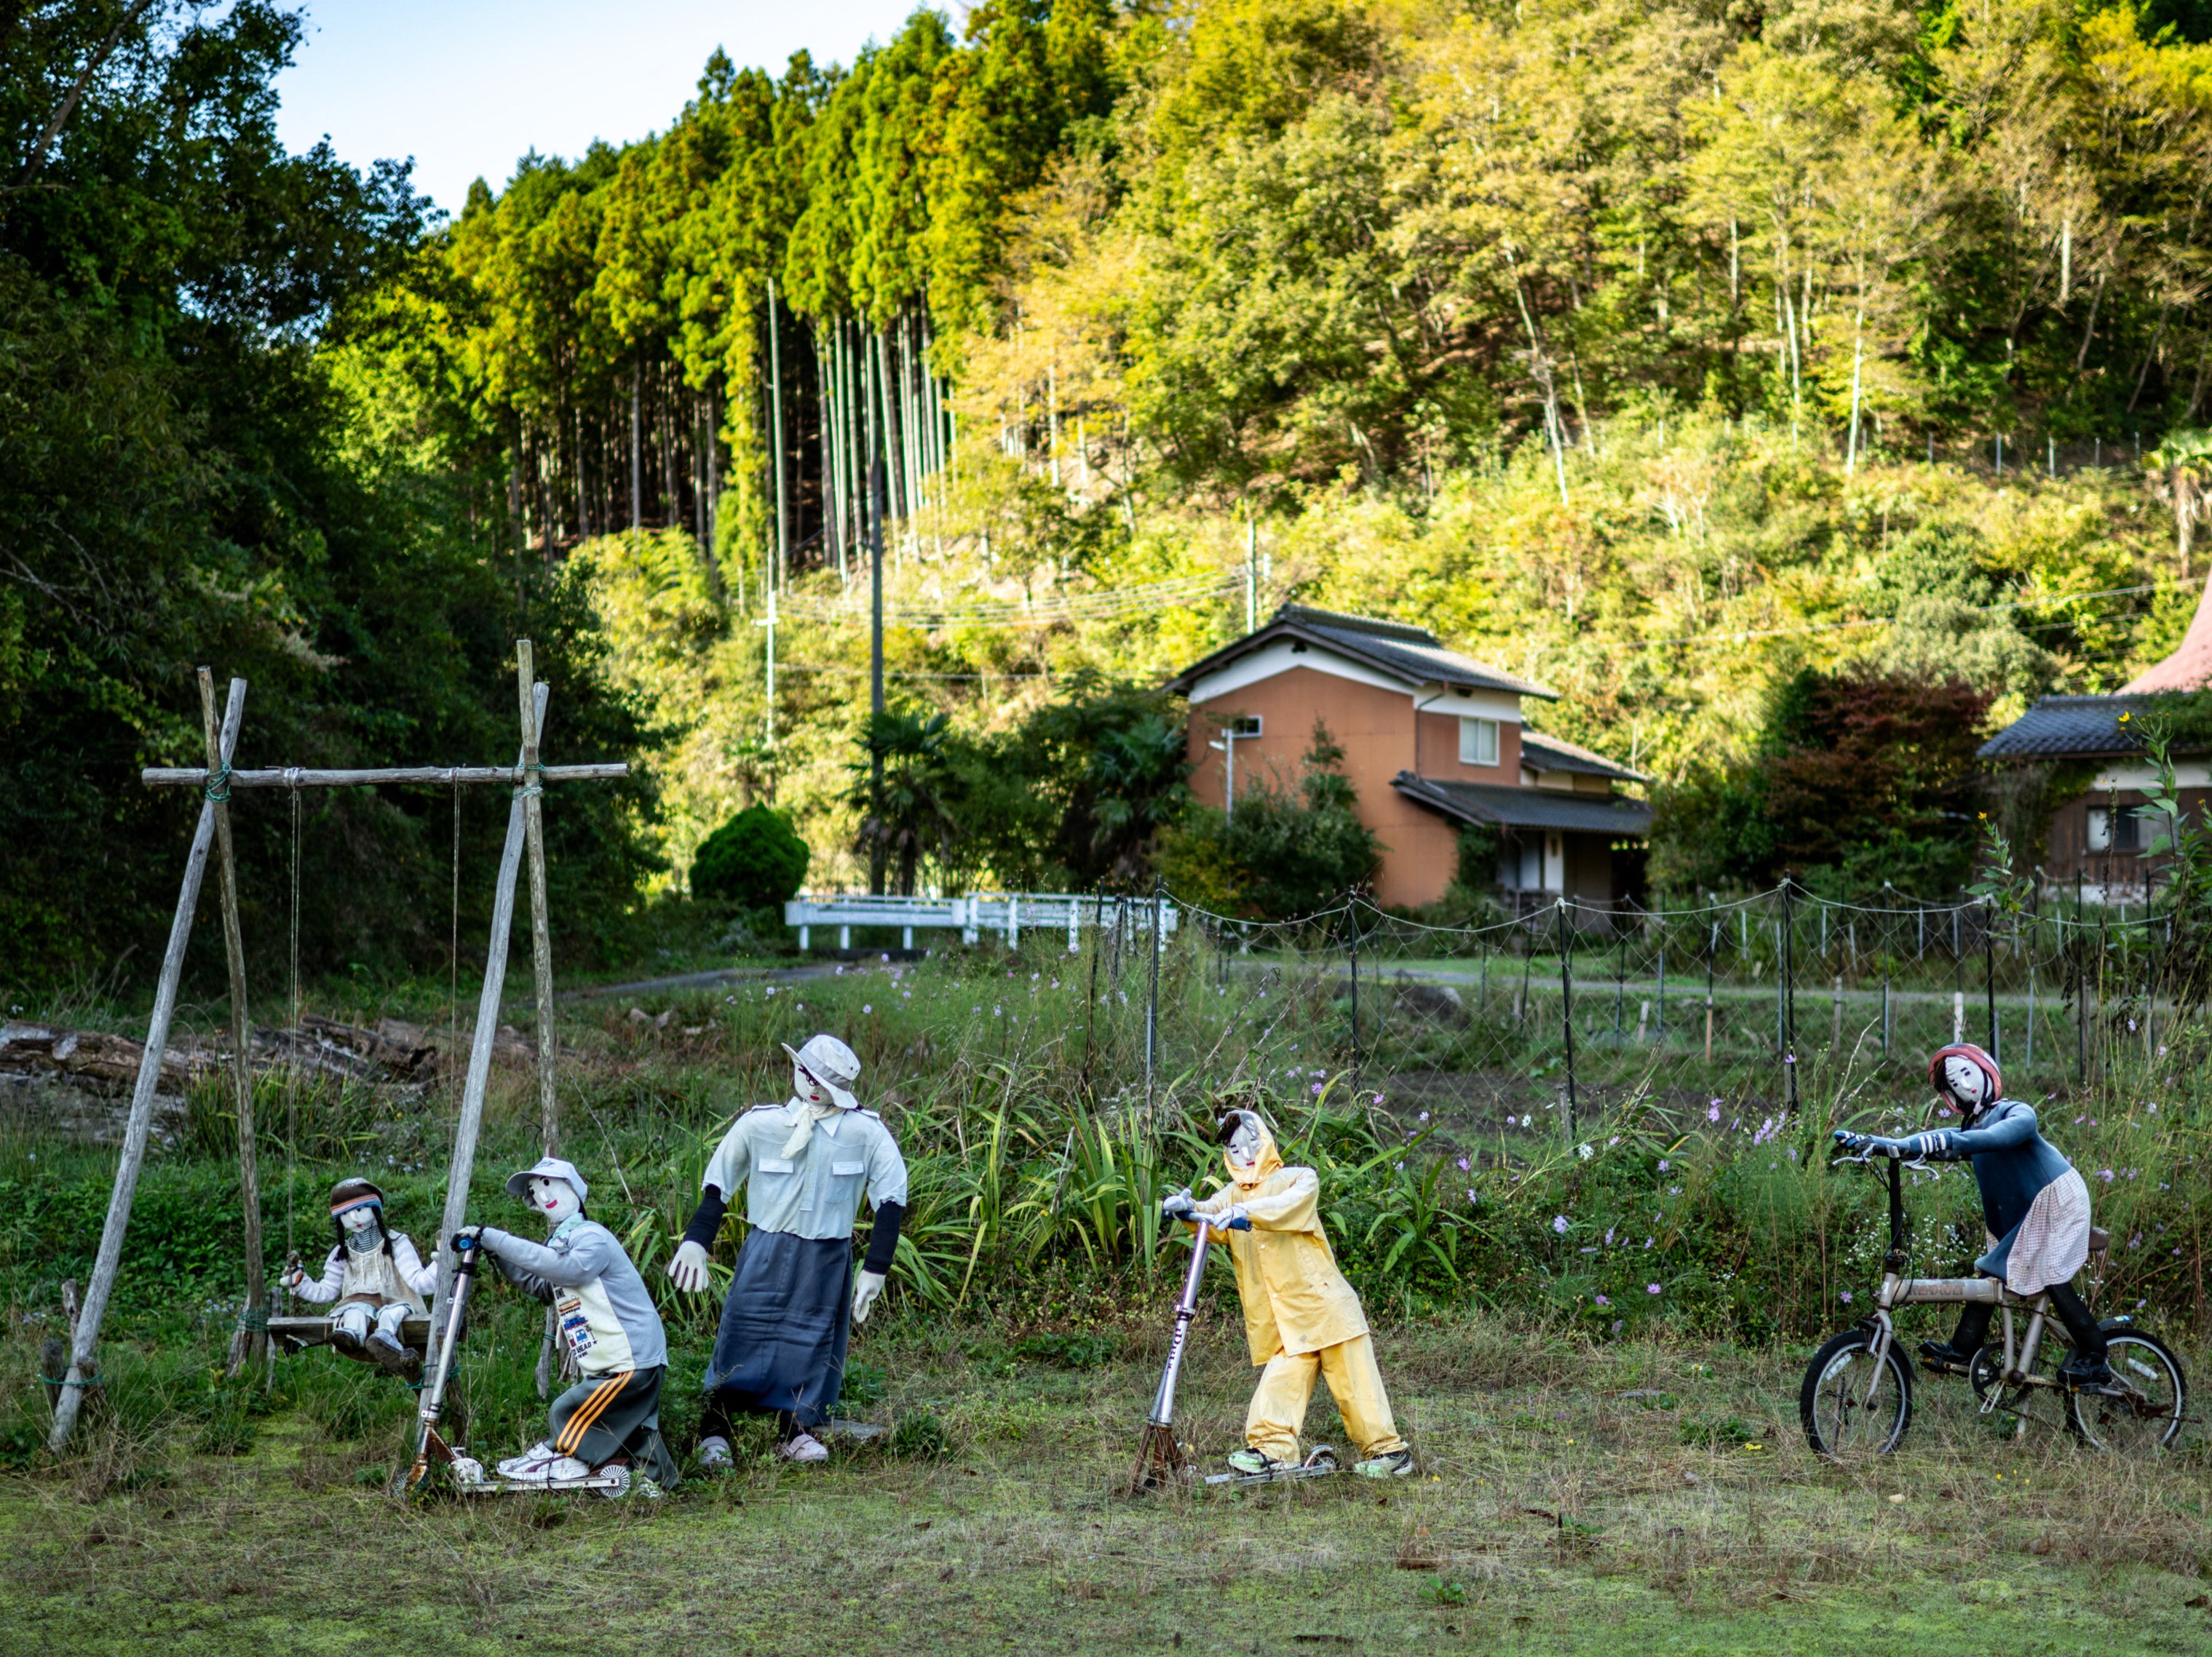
[545,1364,680,1487]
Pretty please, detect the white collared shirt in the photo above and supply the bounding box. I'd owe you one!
[701,1100,908,1239]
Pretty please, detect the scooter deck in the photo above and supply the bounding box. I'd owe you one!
[1205,1447,1339,1486]
[456,1474,632,1496]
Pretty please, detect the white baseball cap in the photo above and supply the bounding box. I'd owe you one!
[504,1155,588,1204]
[782,1033,862,1112]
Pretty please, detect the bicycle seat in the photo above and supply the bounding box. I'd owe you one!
[2088,1226,2110,1255]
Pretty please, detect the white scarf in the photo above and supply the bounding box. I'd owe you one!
[777,1096,848,1160]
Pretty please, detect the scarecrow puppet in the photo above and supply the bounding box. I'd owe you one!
[468,1156,682,1490]
[282,1177,437,1378]
[1165,1108,1415,1478]
[669,1034,907,1466]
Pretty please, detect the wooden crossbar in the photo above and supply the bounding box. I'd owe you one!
[141,764,627,787]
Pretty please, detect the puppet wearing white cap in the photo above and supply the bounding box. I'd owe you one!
[667,1033,907,1466]
[466,1156,681,1491]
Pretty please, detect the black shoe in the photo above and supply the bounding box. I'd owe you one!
[1918,1340,1975,1375]
[2060,1352,2113,1389]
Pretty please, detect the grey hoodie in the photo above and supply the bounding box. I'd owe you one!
[478,1216,668,1375]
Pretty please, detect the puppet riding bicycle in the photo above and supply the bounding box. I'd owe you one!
[1802,1042,2186,1459]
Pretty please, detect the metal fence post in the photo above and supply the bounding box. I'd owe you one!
[1082,883,1103,1101]
[1144,877,1162,1112]
[1983,899,1998,1062]
[1557,897,1578,1138]
[1781,880,1799,1110]
[1346,891,1360,1094]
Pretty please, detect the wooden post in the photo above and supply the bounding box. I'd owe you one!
[199,668,266,1379]
[51,679,247,1450]
[426,681,547,1378]
[516,642,559,1156]
[515,644,562,1401]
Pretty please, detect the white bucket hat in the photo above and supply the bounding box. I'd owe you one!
[504,1154,589,1204]
[782,1033,862,1112]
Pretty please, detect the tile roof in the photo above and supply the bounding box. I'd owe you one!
[1393,773,1653,836]
[2122,571,2212,692]
[1165,604,1556,699]
[1977,696,2146,759]
[1519,731,1646,783]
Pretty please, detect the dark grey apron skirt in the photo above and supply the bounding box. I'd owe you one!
[702,1230,852,1428]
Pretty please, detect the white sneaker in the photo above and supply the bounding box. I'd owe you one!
[496,1442,592,1482]
[697,1435,734,1471]
[777,1431,829,1463]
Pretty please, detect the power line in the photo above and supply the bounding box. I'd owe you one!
[1622,577,2192,652]
[776,571,1239,629]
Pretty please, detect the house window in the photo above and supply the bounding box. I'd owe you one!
[1228,715,1262,739]
[2088,806,2140,853]
[1459,717,1499,767]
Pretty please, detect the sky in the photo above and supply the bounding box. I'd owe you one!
[274,0,928,217]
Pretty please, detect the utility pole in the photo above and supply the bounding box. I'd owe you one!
[869,453,887,897]
[1245,516,1258,632]
[630,361,642,532]
[769,279,788,587]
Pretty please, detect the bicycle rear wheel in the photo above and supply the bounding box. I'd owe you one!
[2069,1324,2187,1454]
[1801,1328,1913,1461]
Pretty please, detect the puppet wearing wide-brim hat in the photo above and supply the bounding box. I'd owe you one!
[667,1031,908,1469]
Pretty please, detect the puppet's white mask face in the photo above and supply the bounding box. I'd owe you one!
[1226,1118,1264,1175]
[338,1203,381,1250]
[527,1176,580,1228]
[1941,1055,1990,1116]
[793,1062,830,1108]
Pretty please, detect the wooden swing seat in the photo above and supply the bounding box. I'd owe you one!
[269,1313,431,1362]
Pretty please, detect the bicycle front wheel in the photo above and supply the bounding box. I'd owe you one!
[1801,1328,1913,1461]
[2070,1324,2188,1455]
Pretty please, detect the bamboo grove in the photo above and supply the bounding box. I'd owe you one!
[356,0,2212,595]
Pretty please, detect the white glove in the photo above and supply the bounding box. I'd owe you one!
[1220,1204,1252,1231]
[667,1239,710,1294]
[1162,1188,1196,1221]
[279,1263,307,1292]
[852,1268,886,1324]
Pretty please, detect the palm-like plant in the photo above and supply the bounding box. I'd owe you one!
[849,709,961,896]
[2148,427,2212,571]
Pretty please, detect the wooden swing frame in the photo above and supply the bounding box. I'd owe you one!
[47,643,621,1450]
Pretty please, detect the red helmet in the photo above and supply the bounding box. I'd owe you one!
[1927,1043,2001,1119]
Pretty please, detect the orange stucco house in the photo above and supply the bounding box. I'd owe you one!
[1163,605,1652,912]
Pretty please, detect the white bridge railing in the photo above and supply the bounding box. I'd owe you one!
[783,891,1179,952]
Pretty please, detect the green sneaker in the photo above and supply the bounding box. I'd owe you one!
[1225,1447,1277,1476]
[1353,1450,1414,1479]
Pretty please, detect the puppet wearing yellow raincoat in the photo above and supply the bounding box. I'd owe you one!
[1169,1108,1413,1478]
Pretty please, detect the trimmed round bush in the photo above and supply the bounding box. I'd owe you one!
[690,804,809,907]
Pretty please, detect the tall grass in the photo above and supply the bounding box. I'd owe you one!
[5,926,2208,1366]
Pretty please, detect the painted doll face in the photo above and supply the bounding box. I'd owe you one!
[1225,1117,1264,1175]
[338,1201,381,1250]
[793,1062,831,1107]
[526,1175,581,1227]
[1941,1054,1990,1116]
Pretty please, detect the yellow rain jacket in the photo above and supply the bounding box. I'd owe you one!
[1190,1116,1368,1363]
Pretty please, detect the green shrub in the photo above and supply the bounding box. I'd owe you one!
[691,805,809,908]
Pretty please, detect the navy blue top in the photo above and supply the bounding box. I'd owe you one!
[1903,1099,2076,1246]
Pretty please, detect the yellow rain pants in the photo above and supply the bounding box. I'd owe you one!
[1187,1110,1408,1463]
[1245,1333,1406,1463]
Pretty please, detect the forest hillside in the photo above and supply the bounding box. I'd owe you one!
[9,0,2212,979]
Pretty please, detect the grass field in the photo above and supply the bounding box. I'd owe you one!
[4,1311,2208,1657]
[7,936,2211,1656]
